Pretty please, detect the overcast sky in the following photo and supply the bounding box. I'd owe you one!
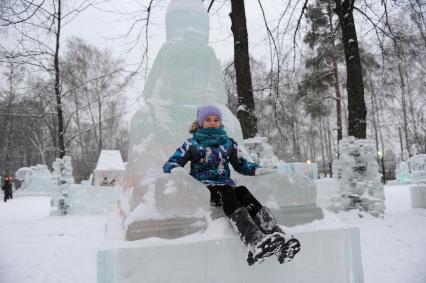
[61,0,292,118]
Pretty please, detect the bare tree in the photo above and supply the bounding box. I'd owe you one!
[1,0,98,158]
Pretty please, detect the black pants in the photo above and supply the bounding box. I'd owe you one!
[3,190,12,202]
[207,185,263,219]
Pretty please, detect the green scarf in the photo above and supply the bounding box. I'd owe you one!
[193,127,228,146]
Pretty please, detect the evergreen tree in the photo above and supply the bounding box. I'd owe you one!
[299,0,344,139]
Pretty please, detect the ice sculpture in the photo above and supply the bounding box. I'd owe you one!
[329,137,385,217]
[396,161,411,183]
[15,165,56,194]
[396,153,426,183]
[98,1,363,281]
[243,137,280,167]
[122,0,322,240]
[52,156,75,185]
[407,154,426,182]
[125,0,242,204]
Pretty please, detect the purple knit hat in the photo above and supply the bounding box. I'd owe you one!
[197,105,222,127]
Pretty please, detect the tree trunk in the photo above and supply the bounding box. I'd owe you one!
[332,57,343,141]
[406,67,421,152]
[4,122,13,176]
[369,78,379,154]
[327,0,343,142]
[54,0,65,158]
[398,63,409,154]
[399,127,404,158]
[334,0,367,139]
[319,117,327,177]
[98,94,103,153]
[229,0,257,139]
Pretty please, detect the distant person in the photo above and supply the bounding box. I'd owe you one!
[109,179,116,186]
[163,105,300,265]
[2,176,13,202]
[100,177,109,186]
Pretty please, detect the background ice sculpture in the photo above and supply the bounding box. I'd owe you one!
[122,0,322,240]
[15,165,56,194]
[52,156,75,185]
[330,137,385,217]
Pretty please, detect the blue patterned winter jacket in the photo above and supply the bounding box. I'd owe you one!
[163,128,258,186]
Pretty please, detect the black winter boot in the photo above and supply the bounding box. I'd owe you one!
[229,207,285,265]
[255,206,301,263]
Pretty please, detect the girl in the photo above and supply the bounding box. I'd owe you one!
[163,105,300,265]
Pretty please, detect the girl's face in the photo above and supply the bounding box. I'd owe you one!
[203,115,221,128]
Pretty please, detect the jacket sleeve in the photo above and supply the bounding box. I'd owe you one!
[229,139,259,176]
[163,140,192,173]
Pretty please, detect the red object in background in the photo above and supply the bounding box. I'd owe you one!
[4,176,13,182]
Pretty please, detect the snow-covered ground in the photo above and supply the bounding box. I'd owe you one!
[1,180,425,283]
[0,197,105,283]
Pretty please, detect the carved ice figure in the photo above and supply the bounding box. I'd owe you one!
[407,154,426,182]
[124,0,241,214]
[396,161,411,183]
[15,164,56,194]
[122,0,322,240]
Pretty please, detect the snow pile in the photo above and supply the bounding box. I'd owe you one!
[52,156,75,185]
[330,137,385,217]
[15,164,56,194]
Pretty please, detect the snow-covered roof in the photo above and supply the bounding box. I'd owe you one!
[94,150,125,171]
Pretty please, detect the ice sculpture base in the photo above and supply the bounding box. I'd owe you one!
[126,217,207,240]
[410,185,426,208]
[270,205,324,226]
[98,226,364,283]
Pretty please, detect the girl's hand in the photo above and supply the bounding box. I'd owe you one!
[170,167,187,174]
[255,167,277,176]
